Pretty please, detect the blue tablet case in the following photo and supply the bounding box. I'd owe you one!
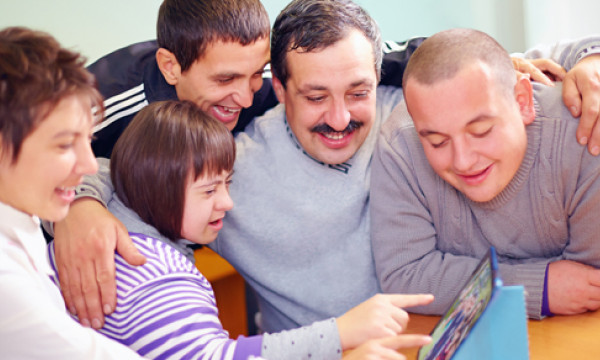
[452,285,529,359]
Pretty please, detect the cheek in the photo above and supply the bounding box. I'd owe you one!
[349,101,375,123]
[423,148,455,180]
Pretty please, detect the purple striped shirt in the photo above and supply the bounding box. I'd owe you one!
[48,233,262,360]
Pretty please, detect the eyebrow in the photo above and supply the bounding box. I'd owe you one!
[196,171,234,188]
[418,116,493,137]
[210,61,271,80]
[296,78,375,95]
[52,130,79,140]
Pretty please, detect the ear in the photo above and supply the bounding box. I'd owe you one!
[514,74,535,125]
[156,48,182,86]
[272,77,286,104]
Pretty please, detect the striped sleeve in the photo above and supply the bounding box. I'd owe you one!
[48,234,263,360]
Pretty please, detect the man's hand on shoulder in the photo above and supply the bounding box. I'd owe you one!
[53,198,145,329]
[562,54,600,155]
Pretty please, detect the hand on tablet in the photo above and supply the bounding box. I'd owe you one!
[342,334,432,360]
[336,293,434,351]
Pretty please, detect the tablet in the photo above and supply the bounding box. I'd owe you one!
[417,247,502,360]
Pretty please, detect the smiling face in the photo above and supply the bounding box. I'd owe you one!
[0,94,98,221]
[166,38,270,131]
[180,170,234,245]
[272,30,378,165]
[405,61,534,202]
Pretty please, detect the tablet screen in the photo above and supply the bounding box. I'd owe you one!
[417,248,500,360]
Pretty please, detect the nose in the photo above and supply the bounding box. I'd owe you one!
[235,77,263,109]
[324,97,351,131]
[452,137,477,172]
[216,185,234,212]
[75,140,98,176]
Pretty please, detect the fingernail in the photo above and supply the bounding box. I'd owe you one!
[91,318,102,330]
[81,318,91,328]
[103,304,112,315]
[571,106,578,115]
[592,146,600,156]
[68,307,77,316]
[580,136,588,145]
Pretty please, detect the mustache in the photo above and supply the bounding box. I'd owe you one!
[310,120,364,134]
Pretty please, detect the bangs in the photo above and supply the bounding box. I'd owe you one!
[188,108,236,180]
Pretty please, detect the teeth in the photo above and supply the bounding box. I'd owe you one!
[215,106,240,116]
[322,132,346,140]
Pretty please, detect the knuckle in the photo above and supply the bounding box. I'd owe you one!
[96,269,113,285]
[582,106,599,119]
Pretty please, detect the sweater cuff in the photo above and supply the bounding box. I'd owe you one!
[233,335,263,360]
[261,317,342,359]
[74,184,107,207]
[502,262,547,319]
[576,45,600,63]
[541,264,554,317]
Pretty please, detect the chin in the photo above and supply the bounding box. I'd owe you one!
[38,206,69,223]
[465,192,498,203]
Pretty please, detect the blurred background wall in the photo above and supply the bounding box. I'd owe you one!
[1,0,598,64]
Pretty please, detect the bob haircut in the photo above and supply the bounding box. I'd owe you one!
[111,100,236,241]
[271,0,383,87]
[156,0,270,72]
[0,26,103,163]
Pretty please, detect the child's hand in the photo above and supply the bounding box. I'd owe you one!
[342,334,432,360]
[336,293,434,350]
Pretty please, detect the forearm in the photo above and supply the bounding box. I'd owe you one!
[369,122,470,314]
[262,318,342,360]
[520,35,600,71]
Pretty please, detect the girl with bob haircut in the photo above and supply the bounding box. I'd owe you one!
[49,100,431,359]
[0,26,144,358]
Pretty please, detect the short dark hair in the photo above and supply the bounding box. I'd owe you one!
[111,100,235,242]
[402,28,516,96]
[271,0,382,87]
[156,0,270,72]
[0,26,102,163]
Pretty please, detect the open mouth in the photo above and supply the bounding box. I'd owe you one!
[208,218,224,230]
[212,105,241,122]
[55,186,76,202]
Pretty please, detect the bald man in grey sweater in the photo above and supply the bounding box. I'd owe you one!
[371,29,600,320]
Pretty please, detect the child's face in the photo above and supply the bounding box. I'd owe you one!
[180,170,234,245]
[0,94,98,221]
[406,62,531,202]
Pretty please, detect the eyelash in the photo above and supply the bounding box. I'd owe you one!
[430,127,493,148]
[473,127,493,138]
[306,91,369,103]
[205,179,233,195]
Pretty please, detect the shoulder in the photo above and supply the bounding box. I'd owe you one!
[235,104,286,151]
[380,100,418,145]
[87,41,158,98]
[533,82,574,122]
[117,233,199,277]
